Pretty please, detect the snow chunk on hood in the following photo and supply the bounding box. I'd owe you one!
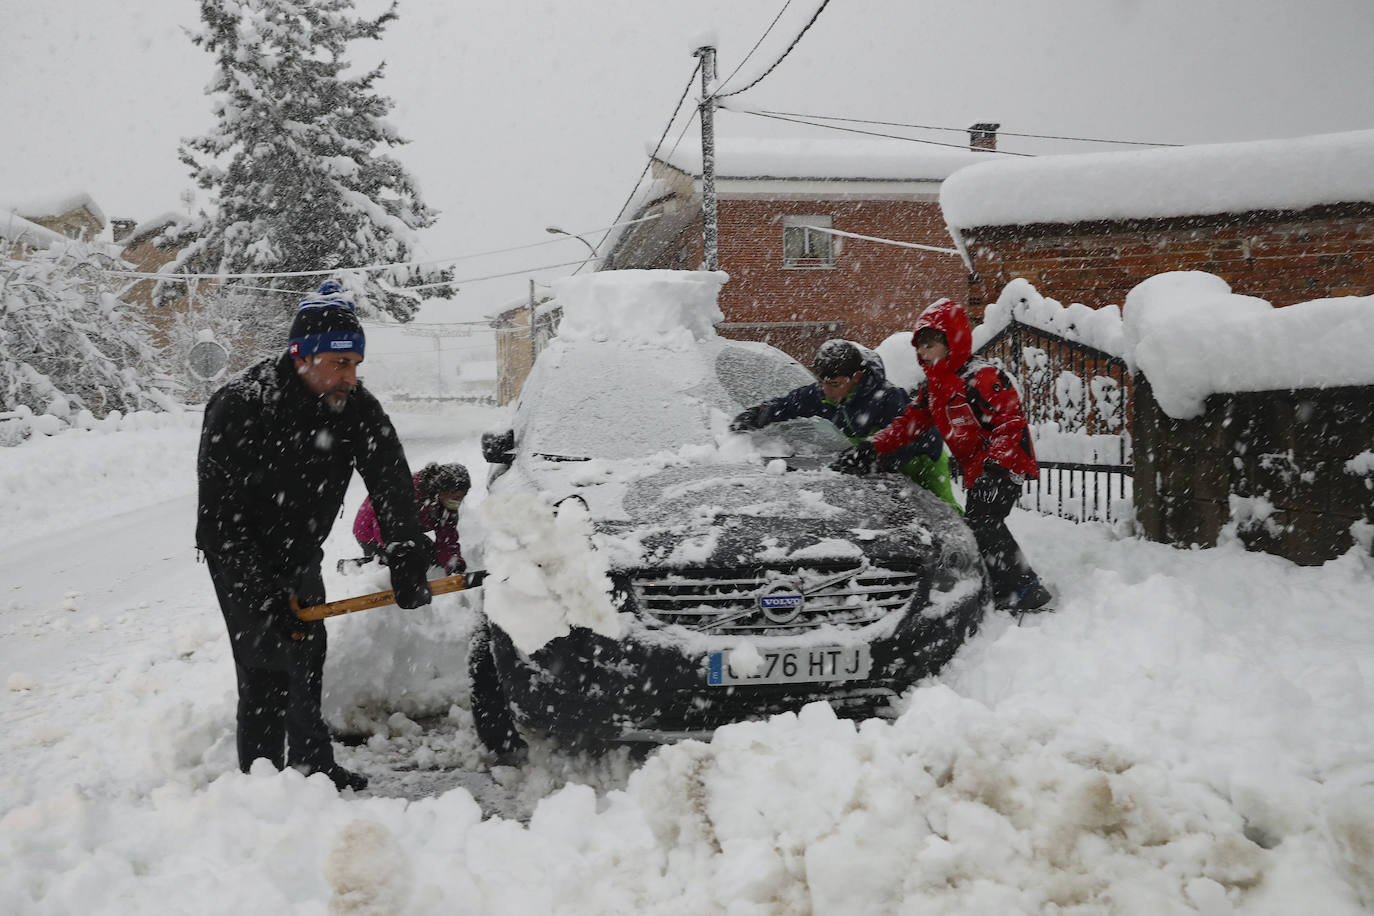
[553,269,727,348]
[480,491,624,653]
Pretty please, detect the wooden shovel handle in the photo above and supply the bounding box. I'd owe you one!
[292,574,471,622]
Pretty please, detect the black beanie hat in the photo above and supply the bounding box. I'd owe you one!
[288,281,365,359]
[418,462,471,496]
[812,339,863,379]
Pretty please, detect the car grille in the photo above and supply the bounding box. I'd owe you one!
[631,562,924,635]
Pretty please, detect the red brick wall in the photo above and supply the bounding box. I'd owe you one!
[962,203,1374,321]
[708,198,968,362]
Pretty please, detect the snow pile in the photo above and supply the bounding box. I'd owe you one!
[552,269,727,347]
[941,128,1374,230]
[874,331,925,391]
[975,277,1127,356]
[480,490,623,653]
[1121,271,1374,417]
[322,572,477,732]
[0,417,201,547]
[0,402,192,447]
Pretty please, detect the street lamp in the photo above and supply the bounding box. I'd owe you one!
[545,225,598,261]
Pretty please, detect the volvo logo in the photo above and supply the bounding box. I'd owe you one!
[758,583,805,624]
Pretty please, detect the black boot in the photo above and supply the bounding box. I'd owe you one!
[323,764,369,792]
[296,763,369,791]
[998,576,1052,612]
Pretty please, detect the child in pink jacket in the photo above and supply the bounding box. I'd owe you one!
[353,462,468,574]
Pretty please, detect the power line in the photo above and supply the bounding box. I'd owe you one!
[714,0,832,99]
[100,215,663,282]
[601,60,703,245]
[665,105,700,162]
[802,223,961,255]
[719,104,1035,156]
[714,0,794,96]
[404,259,590,290]
[751,108,1184,148]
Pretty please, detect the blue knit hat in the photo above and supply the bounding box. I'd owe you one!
[287,281,365,358]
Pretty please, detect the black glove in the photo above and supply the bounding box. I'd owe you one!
[978,461,1024,486]
[831,441,877,476]
[274,606,309,642]
[387,540,434,609]
[981,461,1008,480]
[729,405,769,432]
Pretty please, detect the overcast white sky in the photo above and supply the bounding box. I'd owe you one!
[4,0,1374,321]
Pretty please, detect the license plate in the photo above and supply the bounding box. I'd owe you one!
[706,645,871,686]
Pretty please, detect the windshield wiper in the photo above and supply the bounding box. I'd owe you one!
[533,453,591,462]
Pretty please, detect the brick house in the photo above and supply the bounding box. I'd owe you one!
[114,212,193,349]
[2,192,120,261]
[940,129,1374,321]
[490,296,558,405]
[2,192,107,245]
[601,135,996,363]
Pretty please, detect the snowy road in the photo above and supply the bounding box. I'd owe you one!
[3,400,1374,914]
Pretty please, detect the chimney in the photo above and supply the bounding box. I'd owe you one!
[111,218,137,243]
[968,122,1000,152]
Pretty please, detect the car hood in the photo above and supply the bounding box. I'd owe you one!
[513,458,966,571]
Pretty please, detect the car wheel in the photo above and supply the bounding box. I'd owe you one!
[469,616,528,758]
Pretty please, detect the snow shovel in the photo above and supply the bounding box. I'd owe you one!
[292,571,485,622]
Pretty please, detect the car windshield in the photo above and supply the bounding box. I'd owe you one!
[516,338,851,461]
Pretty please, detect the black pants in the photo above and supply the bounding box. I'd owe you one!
[206,554,335,773]
[964,470,1037,601]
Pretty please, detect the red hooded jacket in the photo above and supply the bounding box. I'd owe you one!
[871,299,1039,483]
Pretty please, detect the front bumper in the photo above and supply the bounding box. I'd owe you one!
[486,585,983,745]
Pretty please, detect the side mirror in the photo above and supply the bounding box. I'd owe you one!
[481,429,515,465]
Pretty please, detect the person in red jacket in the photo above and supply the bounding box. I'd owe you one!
[834,298,1052,612]
[354,462,469,575]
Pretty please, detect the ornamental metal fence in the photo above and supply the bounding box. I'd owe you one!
[962,318,1135,524]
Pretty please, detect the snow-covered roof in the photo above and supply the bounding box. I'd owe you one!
[655,137,993,182]
[0,191,107,226]
[941,129,1374,230]
[121,211,188,247]
[0,210,70,248]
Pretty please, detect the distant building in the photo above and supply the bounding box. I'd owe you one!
[115,212,194,348]
[940,129,1374,320]
[1,192,119,259]
[490,296,561,405]
[601,131,997,363]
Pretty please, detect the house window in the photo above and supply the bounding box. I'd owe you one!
[782,215,834,268]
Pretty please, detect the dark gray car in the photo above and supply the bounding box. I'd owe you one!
[472,330,987,752]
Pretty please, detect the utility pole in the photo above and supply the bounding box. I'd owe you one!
[528,277,539,369]
[694,43,719,271]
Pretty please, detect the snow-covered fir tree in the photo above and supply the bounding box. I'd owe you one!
[1,242,174,442]
[160,0,453,325]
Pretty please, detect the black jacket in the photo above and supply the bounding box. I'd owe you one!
[757,348,943,467]
[197,353,424,605]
